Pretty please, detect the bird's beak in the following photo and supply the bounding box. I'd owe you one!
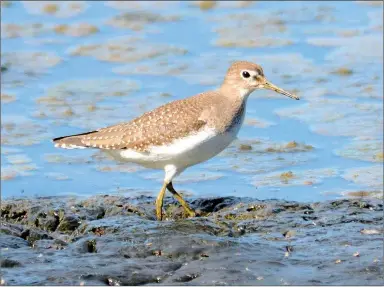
[259,80,299,100]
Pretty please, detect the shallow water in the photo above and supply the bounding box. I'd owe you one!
[1,1,383,201]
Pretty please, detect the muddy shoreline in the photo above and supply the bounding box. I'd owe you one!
[1,195,383,285]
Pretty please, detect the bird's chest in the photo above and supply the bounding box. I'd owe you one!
[191,102,246,162]
[226,106,246,135]
[212,98,246,135]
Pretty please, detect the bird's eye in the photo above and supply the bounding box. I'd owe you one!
[242,71,250,79]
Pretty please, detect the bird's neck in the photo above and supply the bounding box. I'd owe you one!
[208,86,248,134]
[219,84,253,101]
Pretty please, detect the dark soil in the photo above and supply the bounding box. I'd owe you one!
[1,195,383,285]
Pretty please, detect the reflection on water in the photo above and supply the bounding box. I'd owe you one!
[1,1,383,202]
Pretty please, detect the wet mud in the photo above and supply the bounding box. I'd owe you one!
[1,195,383,285]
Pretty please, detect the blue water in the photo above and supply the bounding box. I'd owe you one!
[1,1,383,202]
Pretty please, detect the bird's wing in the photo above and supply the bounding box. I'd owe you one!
[53,95,209,152]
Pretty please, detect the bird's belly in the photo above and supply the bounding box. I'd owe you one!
[105,128,237,170]
[173,131,236,168]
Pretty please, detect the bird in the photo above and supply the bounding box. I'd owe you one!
[52,61,299,220]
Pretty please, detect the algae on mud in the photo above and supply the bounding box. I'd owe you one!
[1,195,383,285]
[68,36,188,64]
[0,93,16,104]
[22,1,88,18]
[106,12,181,31]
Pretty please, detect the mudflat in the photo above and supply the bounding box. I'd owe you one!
[1,195,382,285]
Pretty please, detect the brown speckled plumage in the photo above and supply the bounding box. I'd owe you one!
[53,60,297,153]
[53,90,244,152]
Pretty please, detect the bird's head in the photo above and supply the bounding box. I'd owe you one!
[221,61,299,100]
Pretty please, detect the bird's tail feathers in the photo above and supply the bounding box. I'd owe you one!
[52,131,97,149]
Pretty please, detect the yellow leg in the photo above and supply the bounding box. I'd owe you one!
[156,182,167,221]
[166,182,196,218]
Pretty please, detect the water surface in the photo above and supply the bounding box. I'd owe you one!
[1,1,383,202]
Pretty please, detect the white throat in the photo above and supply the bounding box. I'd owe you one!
[239,88,254,99]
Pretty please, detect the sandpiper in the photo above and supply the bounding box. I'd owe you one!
[53,61,299,220]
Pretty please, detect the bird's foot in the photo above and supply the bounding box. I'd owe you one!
[182,205,196,218]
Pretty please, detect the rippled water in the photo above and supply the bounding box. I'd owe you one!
[1,1,383,202]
